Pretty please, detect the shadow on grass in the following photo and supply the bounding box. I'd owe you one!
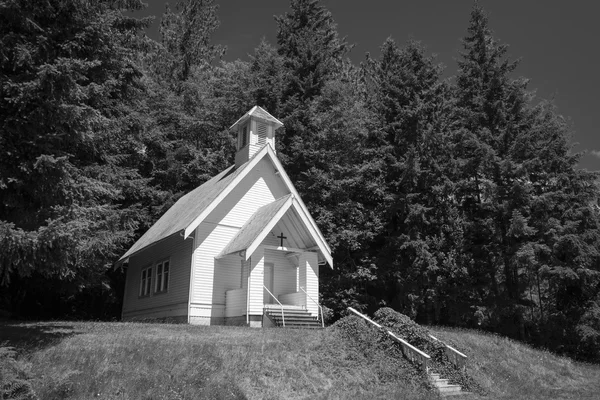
[0,321,81,353]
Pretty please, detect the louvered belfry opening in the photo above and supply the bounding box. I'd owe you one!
[257,122,267,145]
[231,106,284,167]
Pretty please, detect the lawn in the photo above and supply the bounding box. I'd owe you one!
[1,318,599,399]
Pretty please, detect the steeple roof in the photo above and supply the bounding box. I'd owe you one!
[229,105,283,131]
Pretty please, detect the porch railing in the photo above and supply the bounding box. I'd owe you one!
[263,285,285,327]
[300,286,324,328]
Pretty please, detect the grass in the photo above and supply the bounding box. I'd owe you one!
[0,319,599,399]
[430,326,600,400]
[1,321,435,400]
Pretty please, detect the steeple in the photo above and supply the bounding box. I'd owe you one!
[230,106,284,167]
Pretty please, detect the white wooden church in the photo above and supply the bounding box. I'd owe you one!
[116,106,333,327]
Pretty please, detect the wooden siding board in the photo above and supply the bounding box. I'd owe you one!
[248,247,264,315]
[305,252,319,316]
[122,233,192,319]
[189,164,291,320]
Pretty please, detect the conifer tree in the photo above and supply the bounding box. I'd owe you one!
[364,38,460,322]
[0,0,158,316]
[453,4,600,350]
[274,0,351,177]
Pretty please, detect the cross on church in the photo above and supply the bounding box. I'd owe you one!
[277,232,287,247]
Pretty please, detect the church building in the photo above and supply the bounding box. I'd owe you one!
[116,106,333,327]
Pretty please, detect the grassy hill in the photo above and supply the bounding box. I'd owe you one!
[1,318,599,400]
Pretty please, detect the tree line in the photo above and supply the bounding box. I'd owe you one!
[1,0,599,361]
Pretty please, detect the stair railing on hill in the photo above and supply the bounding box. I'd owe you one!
[428,334,467,371]
[263,285,285,327]
[299,286,324,328]
[347,307,431,372]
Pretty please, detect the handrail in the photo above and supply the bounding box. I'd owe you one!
[348,307,431,371]
[263,285,285,327]
[299,286,324,328]
[429,334,467,370]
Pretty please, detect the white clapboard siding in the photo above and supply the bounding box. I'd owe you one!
[191,223,239,305]
[205,158,289,227]
[213,254,244,304]
[122,232,192,320]
[279,292,305,306]
[225,288,247,317]
[248,247,264,315]
[305,252,319,317]
[191,158,291,316]
[264,249,296,297]
[297,252,319,317]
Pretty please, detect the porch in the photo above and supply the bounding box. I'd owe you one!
[223,245,322,326]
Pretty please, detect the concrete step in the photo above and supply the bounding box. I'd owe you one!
[264,309,322,329]
[437,384,462,394]
[442,391,469,397]
[268,315,318,321]
[267,310,315,316]
[433,379,450,387]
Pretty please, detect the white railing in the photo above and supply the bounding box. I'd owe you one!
[263,285,285,327]
[429,334,467,370]
[300,286,324,328]
[347,307,431,371]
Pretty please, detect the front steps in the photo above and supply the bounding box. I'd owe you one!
[429,373,466,397]
[264,305,322,329]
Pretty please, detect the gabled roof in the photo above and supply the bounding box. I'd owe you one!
[229,106,284,130]
[117,144,332,266]
[217,194,293,259]
[216,192,333,267]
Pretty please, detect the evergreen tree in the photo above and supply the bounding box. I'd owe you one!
[274,0,351,175]
[364,38,461,322]
[0,0,157,316]
[453,4,600,354]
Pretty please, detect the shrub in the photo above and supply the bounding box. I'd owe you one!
[0,346,37,400]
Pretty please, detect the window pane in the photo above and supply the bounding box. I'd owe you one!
[147,268,152,295]
[164,262,169,272]
[157,264,162,275]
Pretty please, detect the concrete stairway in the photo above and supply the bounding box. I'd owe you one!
[429,373,465,397]
[264,307,322,329]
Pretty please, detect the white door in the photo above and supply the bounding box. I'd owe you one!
[263,263,274,304]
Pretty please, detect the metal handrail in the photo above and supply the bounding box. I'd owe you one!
[347,307,431,371]
[263,285,285,327]
[300,286,324,328]
[429,334,467,370]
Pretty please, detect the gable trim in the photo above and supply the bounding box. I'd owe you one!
[244,195,294,260]
[265,146,332,255]
[290,198,334,268]
[182,145,271,239]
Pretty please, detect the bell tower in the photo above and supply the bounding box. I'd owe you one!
[230,106,284,167]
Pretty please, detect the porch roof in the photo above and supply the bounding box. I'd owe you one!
[217,194,293,258]
[216,193,333,267]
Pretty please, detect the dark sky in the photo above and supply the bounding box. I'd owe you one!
[135,0,600,170]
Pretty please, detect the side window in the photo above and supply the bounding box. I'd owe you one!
[155,260,170,293]
[140,266,152,297]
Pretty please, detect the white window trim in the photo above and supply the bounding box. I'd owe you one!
[139,265,152,297]
[154,259,170,294]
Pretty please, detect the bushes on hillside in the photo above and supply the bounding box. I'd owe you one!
[0,346,37,400]
[343,307,485,395]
